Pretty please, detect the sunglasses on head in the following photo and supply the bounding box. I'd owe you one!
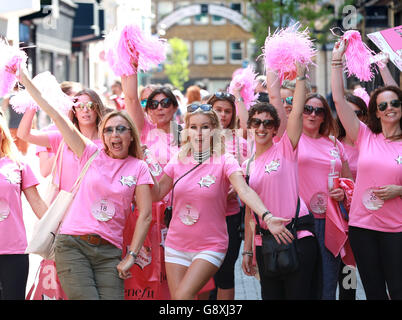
[303,105,325,117]
[74,101,95,111]
[214,92,235,102]
[148,97,171,110]
[282,96,293,105]
[377,99,401,112]
[103,125,131,135]
[249,118,276,129]
[187,103,213,113]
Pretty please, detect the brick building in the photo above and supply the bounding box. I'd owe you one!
[151,1,257,92]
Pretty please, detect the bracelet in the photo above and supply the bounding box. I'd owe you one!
[236,97,244,102]
[242,251,253,257]
[296,75,307,81]
[262,211,273,223]
[128,251,138,260]
[332,59,342,62]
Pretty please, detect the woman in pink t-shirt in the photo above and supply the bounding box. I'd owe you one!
[152,103,292,300]
[0,111,47,299]
[241,64,319,299]
[332,39,402,300]
[206,91,249,300]
[16,68,153,300]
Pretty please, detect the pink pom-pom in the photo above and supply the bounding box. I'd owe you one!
[10,72,73,114]
[228,66,258,110]
[104,24,167,76]
[353,87,370,107]
[343,30,376,82]
[262,23,317,84]
[0,40,27,97]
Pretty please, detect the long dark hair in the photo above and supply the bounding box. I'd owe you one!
[305,93,336,137]
[367,86,402,141]
[337,93,368,140]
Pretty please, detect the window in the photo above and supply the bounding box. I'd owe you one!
[230,41,243,64]
[230,3,242,14]
[184,40,192,64]
[194,41,209,64]
[212,40,226,64]
[176,1,191,25]
[211,2,226,25]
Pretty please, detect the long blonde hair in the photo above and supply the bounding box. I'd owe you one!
[0,111,20,163]
[178,107,224,161]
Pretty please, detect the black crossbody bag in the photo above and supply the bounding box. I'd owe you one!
[245,155,300,277]
[164,161,203,228]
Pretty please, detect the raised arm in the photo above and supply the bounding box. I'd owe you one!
[286,62,307,149]
[17,108,51,147]
[121,73,144,133]
[17,69,88,157]
[232,85,248,130]
[377,53,399,87]
[266,68,287,138]
[331,39,360,142]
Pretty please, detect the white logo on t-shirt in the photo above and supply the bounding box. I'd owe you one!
[265,160,280,174]
[119,175,137,187]
[3,170,21,185]
[198,175,216,188]
[396,155,402,165]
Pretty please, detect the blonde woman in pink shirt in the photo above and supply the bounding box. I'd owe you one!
[151,103,292,300]
[14,67,153,300]
[332,39,402,300]
[0,110,47,299]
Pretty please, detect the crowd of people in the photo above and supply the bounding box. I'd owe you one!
[0,35,401,301]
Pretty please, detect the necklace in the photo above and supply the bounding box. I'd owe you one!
[193,149,210,163]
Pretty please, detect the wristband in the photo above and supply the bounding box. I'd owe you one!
[128,251,138,260]
[242,251,253,257]
[262,211,273,222]
[296,75,307,81]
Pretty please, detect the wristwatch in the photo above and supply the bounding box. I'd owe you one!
[128,251,138,260]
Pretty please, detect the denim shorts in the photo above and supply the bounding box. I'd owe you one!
[54,234,124,300]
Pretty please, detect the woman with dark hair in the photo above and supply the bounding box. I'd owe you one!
[331,38,402,300]
[205,91,249,300]
[297,91,353,300]
[241,63,318,299]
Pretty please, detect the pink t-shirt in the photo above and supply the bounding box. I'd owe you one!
[163,153,242,253]
[298,134,348,219]
[59,142,154,249]
[35,124,58,157]
[349,122,402,232]
[47,131,103,192]
[243,132,311,239]
[224,130,249,216]
[0,157,39,254]
[342,142,359,181]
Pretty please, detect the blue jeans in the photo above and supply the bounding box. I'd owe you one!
[55,234,124,300]
[314,218,341,300]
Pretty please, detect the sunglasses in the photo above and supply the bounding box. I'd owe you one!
[354,110,366,117]
[187,103,213,113]
[140,99,147,108]
[214,92,235,102]
[74,101,95,111]
[249,118,276,129]
[103,125,131,135]
[148,97,171,110]
[377,99,401,112]
[303,105,325,117]
[282,96,293,105]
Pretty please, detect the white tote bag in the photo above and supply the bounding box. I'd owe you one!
[25,149,99,260]
[43,141,64,206]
